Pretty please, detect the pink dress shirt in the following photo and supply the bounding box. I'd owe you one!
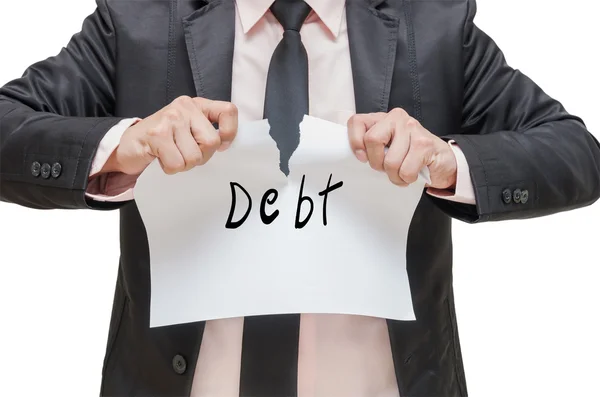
[87,1,476,396]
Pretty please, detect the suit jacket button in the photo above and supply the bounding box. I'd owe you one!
[40,163,52,179]
[520,189,529,204]
[31,161,41,177]
[513,188,522,203]
[51,162,62,178]
[502,188,512,204]
[172,354,187,375]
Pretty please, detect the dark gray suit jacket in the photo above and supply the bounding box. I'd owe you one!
[1,0,599,396]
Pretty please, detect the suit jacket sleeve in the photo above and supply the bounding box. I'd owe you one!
[431,0,600,223]
[0,0,125,210]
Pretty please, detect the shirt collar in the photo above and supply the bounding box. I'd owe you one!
[236,0,346,38]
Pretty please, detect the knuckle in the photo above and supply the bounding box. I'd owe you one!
[383,156,401,171]
[405,117,420,129]
[364,132,380,145]
[220,132,236,144]
[369,158,383,171]
[347,114,363,130]
[193,96,209,106]
[161,155,185,173]
[412,135,432,149]
[186,151,204,166]
[147,126,167,138]
[222,102,238,116]
[162,164,177,175]
[388,175,400,185]
[386,171,404,186]
[171,160,185,172]
[163,108,182,122]
[221,128,237,139]
[203,134,221,148]
[399,167,417,183]
[173,95,192,106]
[400,173,417,184]
[390,107,408,118]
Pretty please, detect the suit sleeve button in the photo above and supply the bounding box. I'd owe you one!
[172,354,187,375]
[31,161,41,177]
[502,188,512,204]
[40,163,51,179]
[51,162,62,178]
[520,189,529,204]
[512,188,522,203]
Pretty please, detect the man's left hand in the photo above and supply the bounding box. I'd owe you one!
[347,108,457,189]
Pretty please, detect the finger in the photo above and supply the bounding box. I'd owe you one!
[194,98,238,150]
[173,116,203,171]
[364,115,395,171]
[189,111,221,165]
[398,144,426,185]
[170,96,219,164]
[399,118,433,185]
[347,113,385,162]
[383,126,410,185]
[148,120,185,175]
[400,134,434,185]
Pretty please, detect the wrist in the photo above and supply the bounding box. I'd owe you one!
[435,142,458,190]
[95,118,142,176]
[101,119,144,175]
[101,148,122,174]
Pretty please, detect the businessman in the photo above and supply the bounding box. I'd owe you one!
[1,0,599,396]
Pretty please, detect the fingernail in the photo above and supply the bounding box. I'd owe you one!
[355,150,367,163]
[218,142,231,152]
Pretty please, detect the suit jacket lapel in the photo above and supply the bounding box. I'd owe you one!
[346,0,401,114]
[183,0,405,114]
[182,0,236,102]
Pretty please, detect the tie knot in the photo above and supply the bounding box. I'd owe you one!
[270,0,312,32]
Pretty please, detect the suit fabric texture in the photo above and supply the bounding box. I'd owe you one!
[1,0,600,396]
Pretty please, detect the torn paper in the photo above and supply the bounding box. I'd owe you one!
[135,116,426,327]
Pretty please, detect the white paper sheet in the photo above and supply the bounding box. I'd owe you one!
[135,116,427,327]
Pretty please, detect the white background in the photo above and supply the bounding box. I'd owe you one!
[0,0,598,396]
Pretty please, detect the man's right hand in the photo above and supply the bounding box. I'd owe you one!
[102,96,238,175]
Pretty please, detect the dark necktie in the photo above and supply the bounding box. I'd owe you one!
[239,2,311,396]
[263,0,311,176]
